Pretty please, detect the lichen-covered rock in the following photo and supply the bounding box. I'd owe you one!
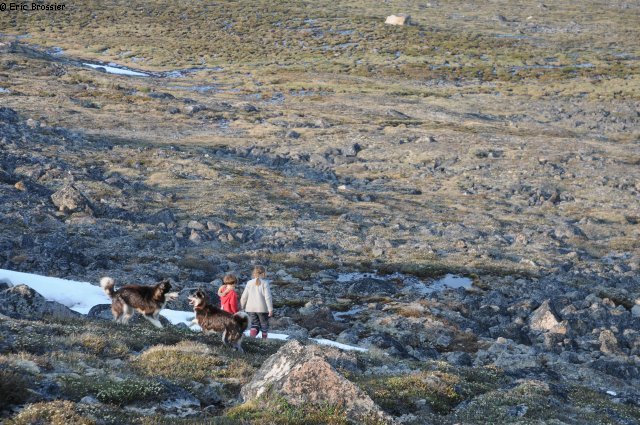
[50,184,91,213]
[0,284,80,320]
[241,340,392,423]
[598,329,622,355]
[529,300,565,333]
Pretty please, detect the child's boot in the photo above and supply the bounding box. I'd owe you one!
[249,328,258,338]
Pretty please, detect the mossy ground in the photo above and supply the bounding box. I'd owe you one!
[226,396,348,425]
[2,0,638,92]
[356,361,506,416]
[0,314,283,423]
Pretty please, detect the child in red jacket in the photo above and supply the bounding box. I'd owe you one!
[217,274,239,314]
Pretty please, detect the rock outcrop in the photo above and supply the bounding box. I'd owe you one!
[0,284,80,320]
[241,340,393,424]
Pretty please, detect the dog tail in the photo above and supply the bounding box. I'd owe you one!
[234,311,250,332]
[100,277,116,298]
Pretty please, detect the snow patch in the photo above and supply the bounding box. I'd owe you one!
[0,268,109,314]
[333,306,365,321]
[313,338,369,352]
[83,62,150,77]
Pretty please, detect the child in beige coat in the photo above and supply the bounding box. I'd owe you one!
[240,265,273,339]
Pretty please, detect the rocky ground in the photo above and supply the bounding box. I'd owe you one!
[1,0,639,423]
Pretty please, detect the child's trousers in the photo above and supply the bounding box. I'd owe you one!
[248,312,269,334]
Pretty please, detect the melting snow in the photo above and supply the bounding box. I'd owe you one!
[333,306,365,321]
[0,268,109,314]
[83,62,150,77]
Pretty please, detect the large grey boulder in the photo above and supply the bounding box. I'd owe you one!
[0,284,80,320]
[241,340,393,424]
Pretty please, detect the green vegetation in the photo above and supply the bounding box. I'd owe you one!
[133,341,254,382]
[2,0,638,89]
[359,363,505,415]
[227,395,348,425]
[566,386,640,425]
[5,401,95,425]
[0,369,32,409]
[60,375,166,405]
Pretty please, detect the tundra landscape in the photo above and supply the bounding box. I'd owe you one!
[0,0,639,423]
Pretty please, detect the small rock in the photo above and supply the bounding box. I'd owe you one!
[148,208,175,225]
[445,351,473,366]
[186,104,207,114]
[286,130,301,139]
[187,220,205,230]
[599,329,621,355]
[343,143,362,157]
[189,230,203,244]
[385,14,411,25]
[243,104,258,113]
[455,239,468,249]
[14,181,27,191]
[80,396,100,405]
[507,404,528,417]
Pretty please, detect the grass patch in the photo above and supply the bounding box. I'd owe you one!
[5,401,95,425]
[226,396,348,425]
[359,363,505,415]
[567,386,640,424]
[273,299,307,308]
[60,375,165,405]
[133,341,254,383]
[141,417,238,425]
[0,369,32,409]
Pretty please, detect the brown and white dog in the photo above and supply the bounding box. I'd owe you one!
[100,277,177,328]
[188,289,250,353]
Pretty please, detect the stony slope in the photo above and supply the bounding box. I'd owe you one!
[1,0,639,422]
